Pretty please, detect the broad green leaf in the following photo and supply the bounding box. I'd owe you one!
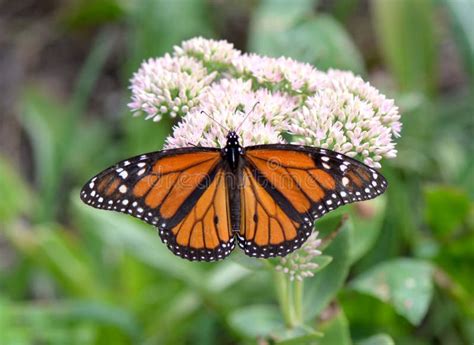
[443,0,474,83]
[63,0,124,29]
[356,334,395,345]
[68,29,116,122]
[20,30,114,223]
[317,307,351,345]
[331,0,360,22]
[303,216,351,320]
[351,258,434,325]
[205,261,252,292]
[72,194,205,290]
[356,168,417,271]
[20,88,68,222]
[1,299,140,343]
[55,300,141,341]
[228,305,285,338]
[250,7,365,73]
[229,250,267,270]
[287,15,365,73]
[348,197,387,264]
[424,185,471,238]
[124,0,214,74]
[312,255,333,273]
[0,156,33,221]
[371,0,437,94]
[249,0,316,54]
[4,223,101,297]
[276,328,323,345]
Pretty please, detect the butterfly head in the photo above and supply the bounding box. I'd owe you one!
[226,131,240,146]
[223,131,243,171]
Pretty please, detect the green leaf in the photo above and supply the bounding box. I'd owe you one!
[424,185,471,238]
[371,0,437,94]
[351,258,434,325]
[63,0,124,29]
[20,30,114,223]
[443,0,474,84]
[0,156,33,221]
[312,255,333,273]
[249,5,365,73]
[1,299,140,343]
[124,0,214,74]
[228,305,285,338]
[20,88,68,222]
[277,331,323,345]
[72,193,205,290]
[249,0,316,51]
[356,334,395,345]
[317,307,351,345]
[205,261,252,292]
[4,223,101,297]
[348,197,387,264]
[229,250,267,270]
[288,15,365,73]
[303,216,351,320]
[56,300,141,340]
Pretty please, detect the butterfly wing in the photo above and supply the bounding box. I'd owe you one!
[238,145,387,258]
[80,148,235,261]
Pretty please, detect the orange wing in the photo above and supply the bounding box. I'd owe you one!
[80,148,234,261]
[238,145,387,257]
[238,166,309,258]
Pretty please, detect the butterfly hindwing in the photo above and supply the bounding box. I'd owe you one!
[238,145,387,258]
[237,166,312,258]
[158,165,235,261]
[80,148,234,261]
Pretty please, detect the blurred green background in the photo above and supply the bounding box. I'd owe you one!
[0,0,472,344]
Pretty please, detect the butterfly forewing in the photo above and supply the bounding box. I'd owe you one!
[80,148,235,261]
[238,145,387,258]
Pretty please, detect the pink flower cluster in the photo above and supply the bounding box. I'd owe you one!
[128,37,402,168]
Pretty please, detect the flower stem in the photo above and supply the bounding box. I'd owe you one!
[294,279,304,324]
[275,271,297,328]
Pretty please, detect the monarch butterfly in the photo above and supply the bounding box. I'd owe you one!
[80,130,387,261]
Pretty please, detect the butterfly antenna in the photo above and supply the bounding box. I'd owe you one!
[235,102,260,132]
[201,110,229,132]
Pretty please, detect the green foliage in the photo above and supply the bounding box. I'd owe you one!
[249,0,365,73]
[317,308,351,345]
[371,0,437,94]
[1,0,473,344]
[348,198,387,264]
[356,334,395,345]
[0,156,33,222]
[351,259,434,325]
[304,214,351,320]
[443,0,474,84]
[228,305,285,338]
[424,185,471,238]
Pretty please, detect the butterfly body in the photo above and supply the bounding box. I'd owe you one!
[81,131,387,261]
[222,131,244,172]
